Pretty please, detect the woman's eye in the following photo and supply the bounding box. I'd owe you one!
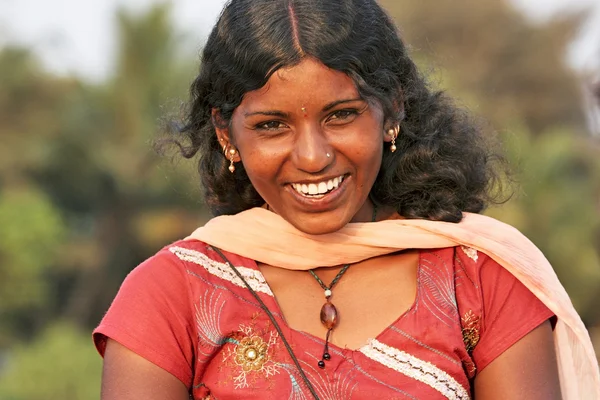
[327,109,358,123]
[255,121,286,130]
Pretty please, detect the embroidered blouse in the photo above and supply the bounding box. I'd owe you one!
[93,240,553,399]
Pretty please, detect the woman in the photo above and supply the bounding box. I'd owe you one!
[94,0,599,399]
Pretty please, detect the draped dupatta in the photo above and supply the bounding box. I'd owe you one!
[187,207,600,398]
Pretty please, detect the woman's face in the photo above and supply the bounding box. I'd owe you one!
[218,58,388,234]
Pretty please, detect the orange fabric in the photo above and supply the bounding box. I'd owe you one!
[188,207,600,399]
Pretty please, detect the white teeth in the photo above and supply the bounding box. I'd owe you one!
[291,175,345,197]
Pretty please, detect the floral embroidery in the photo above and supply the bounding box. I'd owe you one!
[461,311,480,354]
[460,246,478,262]
[235,335,269,372]
[219,315,282,390]
[195,290,227,362]
[461,310,480,377]
[360,338,470,400]
[169,246,273,296]
[420,256,459,328]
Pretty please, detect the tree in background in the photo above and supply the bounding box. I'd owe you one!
[0,322,102,400]
[0,5,201,396]
[381,0,586,134]
[0,47,72,346]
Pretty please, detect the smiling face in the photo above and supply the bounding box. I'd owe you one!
[216,58,389,234]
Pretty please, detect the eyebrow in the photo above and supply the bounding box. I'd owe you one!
[243,97,364,118]
[244,110,290,118]
[322,97,364,112]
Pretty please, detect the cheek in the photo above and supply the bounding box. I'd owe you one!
[232,128,278,179]
[238,144,285,192]
[359,144,384,176]
[241,148,270,177]
[345,125,384,171]
[354,142,384,189]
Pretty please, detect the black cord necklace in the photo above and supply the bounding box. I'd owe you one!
[307,203,377,368]
[308,265,350,368]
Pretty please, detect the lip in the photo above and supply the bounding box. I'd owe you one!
[286,174,350,212]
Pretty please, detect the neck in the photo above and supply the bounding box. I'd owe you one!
[264,201,397,225]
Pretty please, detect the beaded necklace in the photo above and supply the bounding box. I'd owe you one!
[308,265,350,368]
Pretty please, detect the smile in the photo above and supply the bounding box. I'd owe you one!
[291,175,345,198]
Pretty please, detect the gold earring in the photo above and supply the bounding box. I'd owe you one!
[387,126,399,152]
[228,148,236,173]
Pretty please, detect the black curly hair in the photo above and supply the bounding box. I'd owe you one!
[169,0,507,222]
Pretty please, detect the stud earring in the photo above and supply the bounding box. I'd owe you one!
[387,125,399,152]
[228,148,236,173]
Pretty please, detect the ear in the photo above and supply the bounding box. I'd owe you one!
[212,108,241,162]
[212,108,230,144]
[383,88,405,143]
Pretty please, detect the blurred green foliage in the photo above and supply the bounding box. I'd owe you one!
[489,128,600,314]
[0,188,66,347]
[0,1,598,398]
[0,322,101,400]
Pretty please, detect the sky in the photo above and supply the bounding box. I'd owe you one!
[0,0,599,81]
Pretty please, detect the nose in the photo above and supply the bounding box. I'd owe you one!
[292,124,333,173]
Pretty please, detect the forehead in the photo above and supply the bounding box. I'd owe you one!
[239,58,359,110]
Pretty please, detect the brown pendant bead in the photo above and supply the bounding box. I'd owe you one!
[320,301,338,330]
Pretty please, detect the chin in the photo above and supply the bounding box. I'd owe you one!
[287,216,348,236]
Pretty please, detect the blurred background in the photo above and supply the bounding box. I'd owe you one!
[0,0,599,398]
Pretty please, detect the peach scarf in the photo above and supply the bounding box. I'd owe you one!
[187,207,600,399]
